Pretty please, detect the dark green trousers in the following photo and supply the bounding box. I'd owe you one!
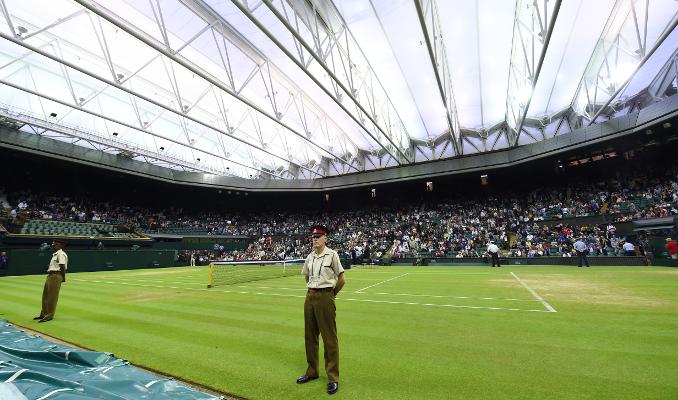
[40,273,63,319]
[304,289,339,383]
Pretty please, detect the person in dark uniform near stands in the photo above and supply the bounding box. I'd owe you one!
[296,225,346,395]
[363,242,371,264]
[0,252,8,271]
[34,239,68,322]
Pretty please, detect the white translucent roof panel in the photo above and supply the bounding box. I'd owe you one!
[438,0,515,130]
[335,0,432,141]
[529,0,615,117]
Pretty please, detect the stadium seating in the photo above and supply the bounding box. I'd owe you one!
[19,220,142,239]
[3,165,676,261]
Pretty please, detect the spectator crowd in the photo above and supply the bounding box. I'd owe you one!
[2,166,677,262]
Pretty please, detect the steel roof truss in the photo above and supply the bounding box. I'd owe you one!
[233,0,413,164]
[505,0,561,147]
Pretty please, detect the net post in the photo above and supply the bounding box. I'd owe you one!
[207,261,214,288]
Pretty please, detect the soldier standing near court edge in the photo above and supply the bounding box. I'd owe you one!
[296,225,346,395]
[34,239,68,323]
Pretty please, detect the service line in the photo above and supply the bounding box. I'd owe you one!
[510,272,557,313]
[353,273,409,293]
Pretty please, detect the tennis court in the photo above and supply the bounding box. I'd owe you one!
[1,265,677,399]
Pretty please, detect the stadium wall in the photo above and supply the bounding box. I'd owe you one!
[0,249,179,276]
[417,257,647,266]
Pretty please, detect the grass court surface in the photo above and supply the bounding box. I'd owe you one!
[1,265,677,399]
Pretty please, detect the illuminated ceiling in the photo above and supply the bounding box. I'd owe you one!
[0,0,676,179]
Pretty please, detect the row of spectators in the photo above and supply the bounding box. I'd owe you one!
[1,166,677,261]
[6,166,677,230]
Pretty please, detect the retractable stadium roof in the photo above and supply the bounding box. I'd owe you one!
[0,0,676,180]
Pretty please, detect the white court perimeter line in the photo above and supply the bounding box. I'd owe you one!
[510,272,557,313]
[353,273,409,293]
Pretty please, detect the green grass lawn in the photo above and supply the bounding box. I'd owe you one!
[1,265,678,399]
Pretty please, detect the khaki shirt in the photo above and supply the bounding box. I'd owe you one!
[47,249,68,272]
[302,246,344,289]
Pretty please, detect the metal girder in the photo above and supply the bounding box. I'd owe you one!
[505,0,562,147]
[0,77,279,178]
[572,0,678,124]
[0,104,230,175]
[586,12,677,124]
[413,0,462,156]
[0,32,284,178]
[648,46,678,99]
[0,6,322,179]
[72,0,328,177]
[177,0,362,173]
[231,0,414,165]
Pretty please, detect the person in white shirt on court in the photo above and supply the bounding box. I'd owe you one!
[574,237,590,267]
[487,240,500,267]
[622,240,635,256]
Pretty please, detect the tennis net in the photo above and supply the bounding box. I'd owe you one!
[207,259,305,288]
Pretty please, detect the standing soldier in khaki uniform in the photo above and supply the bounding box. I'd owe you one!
[34,239,68,323]
[296,225,345,395]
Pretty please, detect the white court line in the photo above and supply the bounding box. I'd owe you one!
[340,297,551,313]
[353,273,409,293]
[510,272,557,313]
[73,277,308,292]
[78,276,537,301]
[71,278,549,313]
[363,291,539,302]
[348,270,492,275]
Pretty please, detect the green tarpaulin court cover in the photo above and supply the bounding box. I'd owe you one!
[0,320,222,399]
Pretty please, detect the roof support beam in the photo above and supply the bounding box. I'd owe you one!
[0,105,231,175]
[73,0,328,177]
[179,0,361,173]
[587,16,678,123]
[232,0,413,164]
[505,0,561,147]
[413,0,462,156]
[572,0,677,124]
[0,30,317,177]
[648,46,678,99]
[0,78,278,177]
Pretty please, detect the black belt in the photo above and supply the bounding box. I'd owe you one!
[308,287,333,292]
